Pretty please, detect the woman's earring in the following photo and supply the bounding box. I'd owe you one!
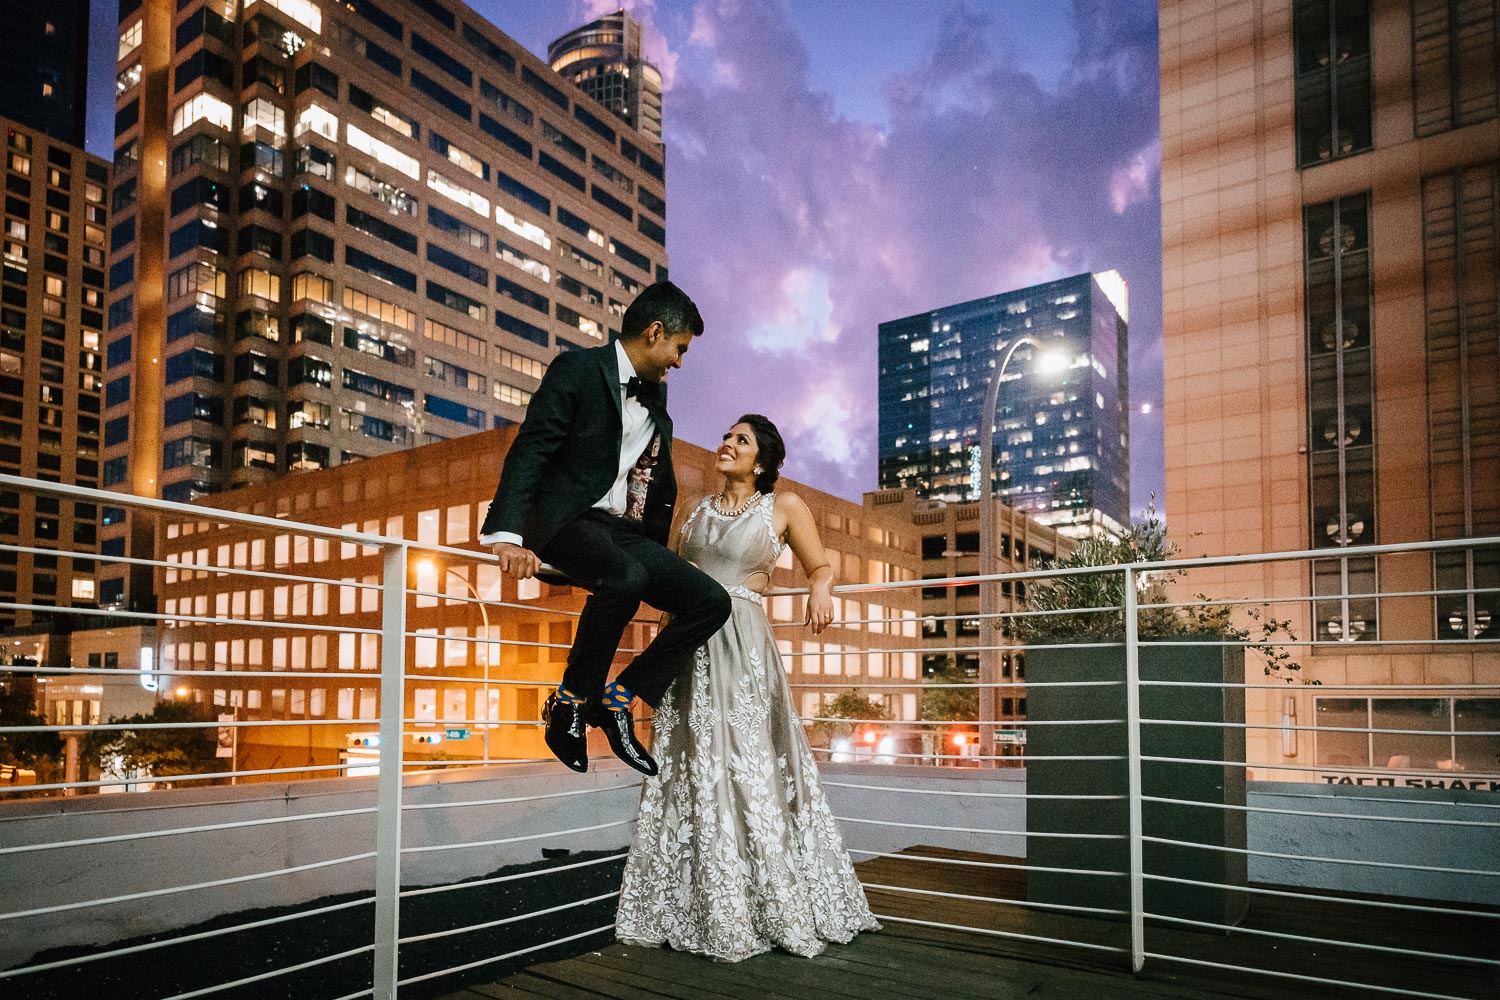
[754,466,762,475]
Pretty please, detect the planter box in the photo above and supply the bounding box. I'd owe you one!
[1025,639,1248,930]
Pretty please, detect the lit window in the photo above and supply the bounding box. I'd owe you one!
[496,239,551,283]
[171,93,233,135]
[117,62,142,96]
[244,0,322,34]
[294,104,338,142]
[426,170,490,218]
[238,267,281,302]
[441,139,487,180]
[343,286,416,331]
[41,83,53,97]
[118,21,142,60]
[242,98,287,139]
[493,382,533,407]
[346,124,418,180]
[496,205,551,250]
[291,271,334,306]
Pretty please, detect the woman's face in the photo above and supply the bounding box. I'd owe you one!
[715,422,760,480]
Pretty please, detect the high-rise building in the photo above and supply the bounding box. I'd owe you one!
[0,119,110,628]
[877,271,1131,538]
[103,0,669,610]
[0,2,91,147]
[1160,1,1498,775]
[548,9,664,144]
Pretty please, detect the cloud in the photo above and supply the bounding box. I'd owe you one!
[660,0,1162,503]
[744,268,840,354]
[1110,137,1160,214]
[788,377,863,469]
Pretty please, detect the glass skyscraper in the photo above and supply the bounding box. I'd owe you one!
[103,0,668,610]
[877,271,1130,538]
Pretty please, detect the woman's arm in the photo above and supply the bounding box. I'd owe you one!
[777,493,835,635]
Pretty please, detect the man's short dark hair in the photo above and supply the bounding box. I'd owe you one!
[621,281,704,340]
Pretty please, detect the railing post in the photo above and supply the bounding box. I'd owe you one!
[373,543,408,1000]
[1123,566,1145,973]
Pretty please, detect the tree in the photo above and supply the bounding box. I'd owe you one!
[921,664,979,722]
[810,690,892,745]
[82,700,221,787]
[0,668,63,792]
[1016,501,1310,683]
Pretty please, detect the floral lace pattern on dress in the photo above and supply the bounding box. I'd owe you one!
[615,493,879,961]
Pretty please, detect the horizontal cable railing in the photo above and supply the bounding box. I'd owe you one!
[0,471,1493,998]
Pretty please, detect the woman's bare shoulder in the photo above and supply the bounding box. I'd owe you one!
[772,490,810,514]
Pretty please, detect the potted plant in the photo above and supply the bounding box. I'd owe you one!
[1015,504,1302,930]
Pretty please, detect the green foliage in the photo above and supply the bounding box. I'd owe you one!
[921,664,979,721]
[1016,501,1310,683]
[0,672,63,771]
[810,690,892,743]
[82,700,222,787]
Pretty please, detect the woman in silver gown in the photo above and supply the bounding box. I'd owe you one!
[616,414,880,962]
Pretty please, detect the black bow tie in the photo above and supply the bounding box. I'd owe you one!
[625,376,660,404]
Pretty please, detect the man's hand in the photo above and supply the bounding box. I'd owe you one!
[492,541,541,580]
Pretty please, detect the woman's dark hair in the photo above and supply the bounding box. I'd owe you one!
[621,281,704,339]
[736,413,785,494]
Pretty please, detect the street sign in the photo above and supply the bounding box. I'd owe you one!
[445,728,469,740]
[994,729,1027,746]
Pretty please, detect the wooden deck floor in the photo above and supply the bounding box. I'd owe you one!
[439,847,1500,1000]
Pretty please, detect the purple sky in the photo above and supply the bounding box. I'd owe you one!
[87,0,1164,516]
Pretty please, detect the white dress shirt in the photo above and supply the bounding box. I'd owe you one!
[481,340,654,548]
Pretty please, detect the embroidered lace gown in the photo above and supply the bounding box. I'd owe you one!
[615,494,880,961]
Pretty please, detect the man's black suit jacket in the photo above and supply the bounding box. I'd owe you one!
[480,344,677,554]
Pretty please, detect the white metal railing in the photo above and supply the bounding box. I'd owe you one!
[0,473,1495,998]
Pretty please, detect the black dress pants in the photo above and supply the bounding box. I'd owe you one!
[540,509,731,708]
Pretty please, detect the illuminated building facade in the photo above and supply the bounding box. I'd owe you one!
[155,428,922,778]
[0,120,110,628]
[103,0,669,610]
[1160,0,1499,780]
[547,9,664,145]
[878,271,1131,538]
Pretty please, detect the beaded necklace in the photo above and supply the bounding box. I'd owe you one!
[710,490,763,517]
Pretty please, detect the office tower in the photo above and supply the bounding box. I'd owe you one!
[548,9,664,144]
[103,0,669,610]
[1160,1,1498,773]
[877,271,1131,538]
[0,2,91,148]
[0,120,109,627]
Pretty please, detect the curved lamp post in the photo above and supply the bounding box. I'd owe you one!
[977,336,1068,763]
[416,559,495,765]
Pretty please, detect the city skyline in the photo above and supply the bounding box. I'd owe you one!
[84,1,1164,515]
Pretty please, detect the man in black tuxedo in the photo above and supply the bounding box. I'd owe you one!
[479,282,731,775]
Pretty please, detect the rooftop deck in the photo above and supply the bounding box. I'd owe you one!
[1,474,1495,1000]
[444,847,1500,1000]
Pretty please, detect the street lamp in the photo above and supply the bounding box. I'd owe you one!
[978,336,1068,764]
[415,558,496,765]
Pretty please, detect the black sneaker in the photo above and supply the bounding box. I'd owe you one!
[542,693,589,772]
[590,703,658,776]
